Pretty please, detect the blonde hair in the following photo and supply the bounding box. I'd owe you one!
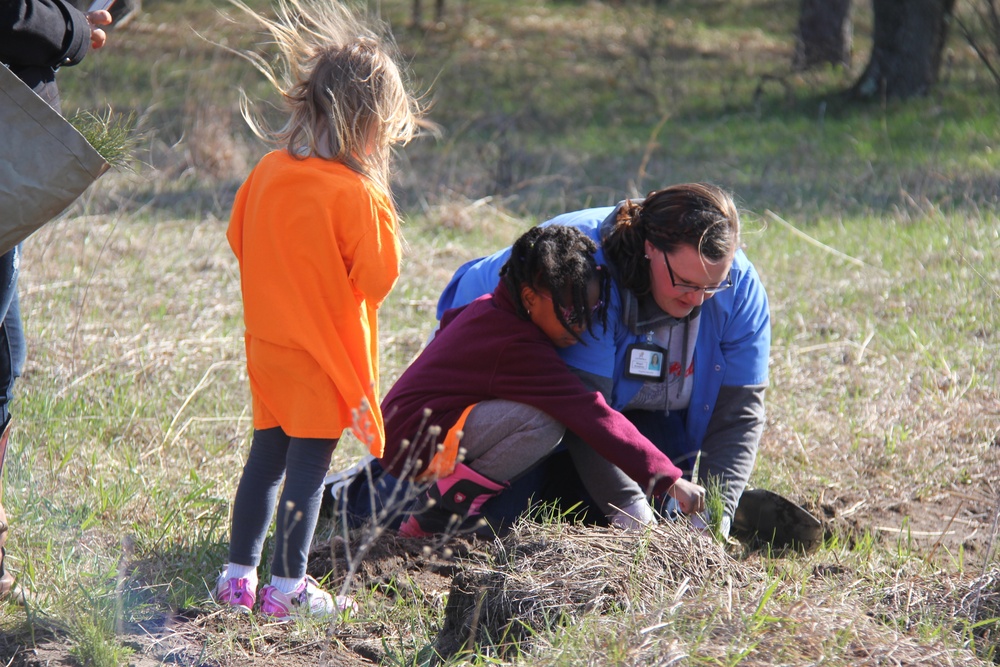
[229,0,427,197]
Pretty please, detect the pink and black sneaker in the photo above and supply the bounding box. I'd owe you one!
[259,575,357,621]
[214,576,256,613]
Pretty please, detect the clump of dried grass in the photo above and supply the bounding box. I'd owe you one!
[868,563,1000,658]
[434,518,750,661]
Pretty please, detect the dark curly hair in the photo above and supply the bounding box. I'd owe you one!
[500,225,610,342]
[603,183,740,297]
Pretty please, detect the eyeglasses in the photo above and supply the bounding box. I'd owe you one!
[662,251,733,295]
[539,293,604,327]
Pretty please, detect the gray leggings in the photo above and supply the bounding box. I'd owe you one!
[460,400,646,517]
[228,427,337,579]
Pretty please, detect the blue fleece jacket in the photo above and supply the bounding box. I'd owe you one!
[437,205,771,464]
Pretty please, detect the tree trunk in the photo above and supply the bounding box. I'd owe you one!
[412,0,445,27]
[848,0,956,99]
[794,0,853,70]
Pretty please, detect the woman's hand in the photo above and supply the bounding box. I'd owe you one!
[87,10,113,50]
[667,478,706,515]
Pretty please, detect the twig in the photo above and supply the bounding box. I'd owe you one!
[160,361,241,450]
[839,500,866,519]
[57,362,110,398]
[971,493,1000,623]
[636,111,671,189]
[957,249,1000,301]
[764,210,888,274]
[855,329,877,365]
[925,500,962,564]
[71,217,122,371]
[871,526,955,537]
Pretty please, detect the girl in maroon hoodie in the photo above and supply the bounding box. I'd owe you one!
[379,225,704,537]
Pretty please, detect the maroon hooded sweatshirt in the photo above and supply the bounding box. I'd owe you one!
[380,284,683,496]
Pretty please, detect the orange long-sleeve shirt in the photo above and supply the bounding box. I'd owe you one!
[227,150,400,454]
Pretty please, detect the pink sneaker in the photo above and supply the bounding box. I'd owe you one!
[214,577,255,613]
[259,576,357,621]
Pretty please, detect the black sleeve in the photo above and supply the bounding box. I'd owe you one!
[0,0,91,70]
[698,384,766,526]
[567,365,613,402]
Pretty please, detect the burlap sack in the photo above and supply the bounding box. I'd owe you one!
[0,64,109,256]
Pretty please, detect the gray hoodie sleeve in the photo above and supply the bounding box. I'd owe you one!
[698,384,766,531]
[568,366,613,401]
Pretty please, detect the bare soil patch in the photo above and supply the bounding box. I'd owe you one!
[812,485,999,564]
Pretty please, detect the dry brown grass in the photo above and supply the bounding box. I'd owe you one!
[434,520,751,661]
[6,174,995,666]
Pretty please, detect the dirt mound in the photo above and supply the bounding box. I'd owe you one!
[432,519,751,661]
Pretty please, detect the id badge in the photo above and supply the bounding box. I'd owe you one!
[624,342,666,381]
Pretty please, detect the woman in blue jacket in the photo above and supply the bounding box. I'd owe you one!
[436,183,770,536]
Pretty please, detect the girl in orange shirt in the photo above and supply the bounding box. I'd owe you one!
[215,0,426,620]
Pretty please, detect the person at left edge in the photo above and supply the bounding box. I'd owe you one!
[0,0,114,603]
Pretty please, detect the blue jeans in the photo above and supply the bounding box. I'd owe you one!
[0,247,25,428]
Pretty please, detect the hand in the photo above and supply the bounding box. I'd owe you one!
[87,10,113,50]
[667,478,706,515]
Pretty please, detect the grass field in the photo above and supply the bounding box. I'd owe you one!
[1,1,998,665]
